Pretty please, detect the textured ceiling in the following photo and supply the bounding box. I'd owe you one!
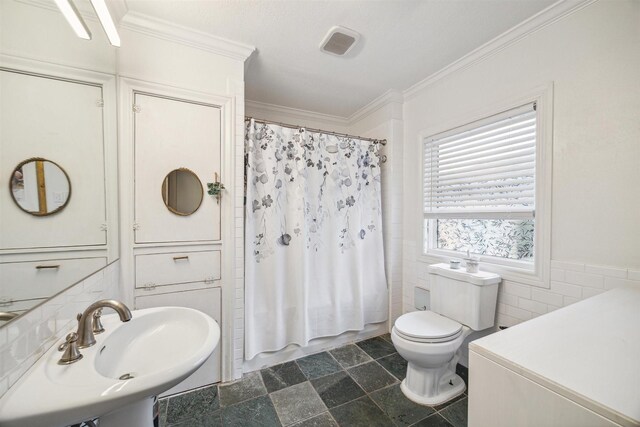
[125,0,556,117]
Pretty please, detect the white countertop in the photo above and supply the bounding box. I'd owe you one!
[470,287,640,427]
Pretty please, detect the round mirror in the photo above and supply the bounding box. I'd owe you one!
[161,168,203,216]
[10,158,71,216]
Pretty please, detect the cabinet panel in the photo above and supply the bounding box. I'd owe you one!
[469,351,620,427]
[135,287,221,395]
[133,93,221,244]
[135,250,220,289]
[0,70,107,249]
[0,257,107,302]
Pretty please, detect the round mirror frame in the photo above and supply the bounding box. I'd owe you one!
[9,157,72,217]
[161,167,204,216]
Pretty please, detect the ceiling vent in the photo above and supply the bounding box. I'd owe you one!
[320,26,360,56]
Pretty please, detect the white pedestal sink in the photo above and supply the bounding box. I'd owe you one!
[0,306,220,427]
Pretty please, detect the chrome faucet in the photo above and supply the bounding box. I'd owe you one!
[0,312,19,321]
[77,299,132,348]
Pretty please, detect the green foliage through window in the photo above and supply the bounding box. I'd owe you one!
[435,219,534,260]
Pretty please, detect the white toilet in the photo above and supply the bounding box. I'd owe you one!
[391,263,500,405]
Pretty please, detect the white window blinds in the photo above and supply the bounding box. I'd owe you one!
[423,103,536,219]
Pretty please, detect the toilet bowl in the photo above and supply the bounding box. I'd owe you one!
[393,263,501,406]
[391,311,471,405]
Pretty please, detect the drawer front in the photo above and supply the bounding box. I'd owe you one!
[0,257,107,302]
[135,250,221,289]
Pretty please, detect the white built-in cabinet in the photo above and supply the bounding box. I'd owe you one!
[0,62,117,314]
[122,81,227,392]
[0,70,107,250]
[133,93,221,244]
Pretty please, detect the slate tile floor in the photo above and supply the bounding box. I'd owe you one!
[159,334,468,427]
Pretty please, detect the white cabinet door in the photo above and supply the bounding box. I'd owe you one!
[133,93,221,244]
[135,287,221,395]
[0,70,107,249]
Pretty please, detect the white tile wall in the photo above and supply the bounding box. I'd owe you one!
[497,261,640,323]
[0,261,120,398]
[402,240,418,312]
[232,82,246,380]
[402,256,640,331]
[381,126,404,328]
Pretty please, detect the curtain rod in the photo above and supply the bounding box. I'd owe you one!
[246,116,387,146]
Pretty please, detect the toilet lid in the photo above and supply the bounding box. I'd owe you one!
[395,311,462,341]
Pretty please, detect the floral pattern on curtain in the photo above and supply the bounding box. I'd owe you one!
[244,119,388,360]
[247,122,383,260]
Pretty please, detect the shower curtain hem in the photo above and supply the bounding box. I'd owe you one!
[244,318,389,361]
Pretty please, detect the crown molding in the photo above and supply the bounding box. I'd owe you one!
[0,53,116,82]
[347,89,403,124]
[249,0,596,124]
[120,12,255,62]
[16,0,126,23]
[245,99,350,127]
[403,0,598,100]
[246,90,405,129]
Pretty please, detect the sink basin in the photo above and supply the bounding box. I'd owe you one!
[0,306,220,427]
[95,307,215,381]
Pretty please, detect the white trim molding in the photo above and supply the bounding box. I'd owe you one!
[120,12,255,62]
[347,89,404,124]
[16,0,254,62]
[403,0,597,101]
[246,89,404,130]
[15,0,127,23]
[245,99,349,128]
[243,0,596,126]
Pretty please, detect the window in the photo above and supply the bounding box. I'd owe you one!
[423,103,537,267]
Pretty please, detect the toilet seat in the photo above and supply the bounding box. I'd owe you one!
[394,311,463,343]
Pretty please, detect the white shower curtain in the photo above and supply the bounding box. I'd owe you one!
[244,119,388,360]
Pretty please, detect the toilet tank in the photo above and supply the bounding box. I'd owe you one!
[428,263,501,330]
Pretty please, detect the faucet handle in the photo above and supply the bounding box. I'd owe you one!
[92,308,105,334]
[58,332,83,365]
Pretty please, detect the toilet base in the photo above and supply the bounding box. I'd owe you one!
[400,373,466,406]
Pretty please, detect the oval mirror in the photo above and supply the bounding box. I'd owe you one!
[10,158,71,216]
[161,168,203,216]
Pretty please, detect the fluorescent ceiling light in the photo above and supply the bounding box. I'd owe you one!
[53,0,91,40]
[90,0,121,47]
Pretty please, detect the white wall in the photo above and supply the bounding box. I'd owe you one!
[402,0,640,336]
[245,100,350,134]
[117,25,243,95]
[350,95,405,328]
